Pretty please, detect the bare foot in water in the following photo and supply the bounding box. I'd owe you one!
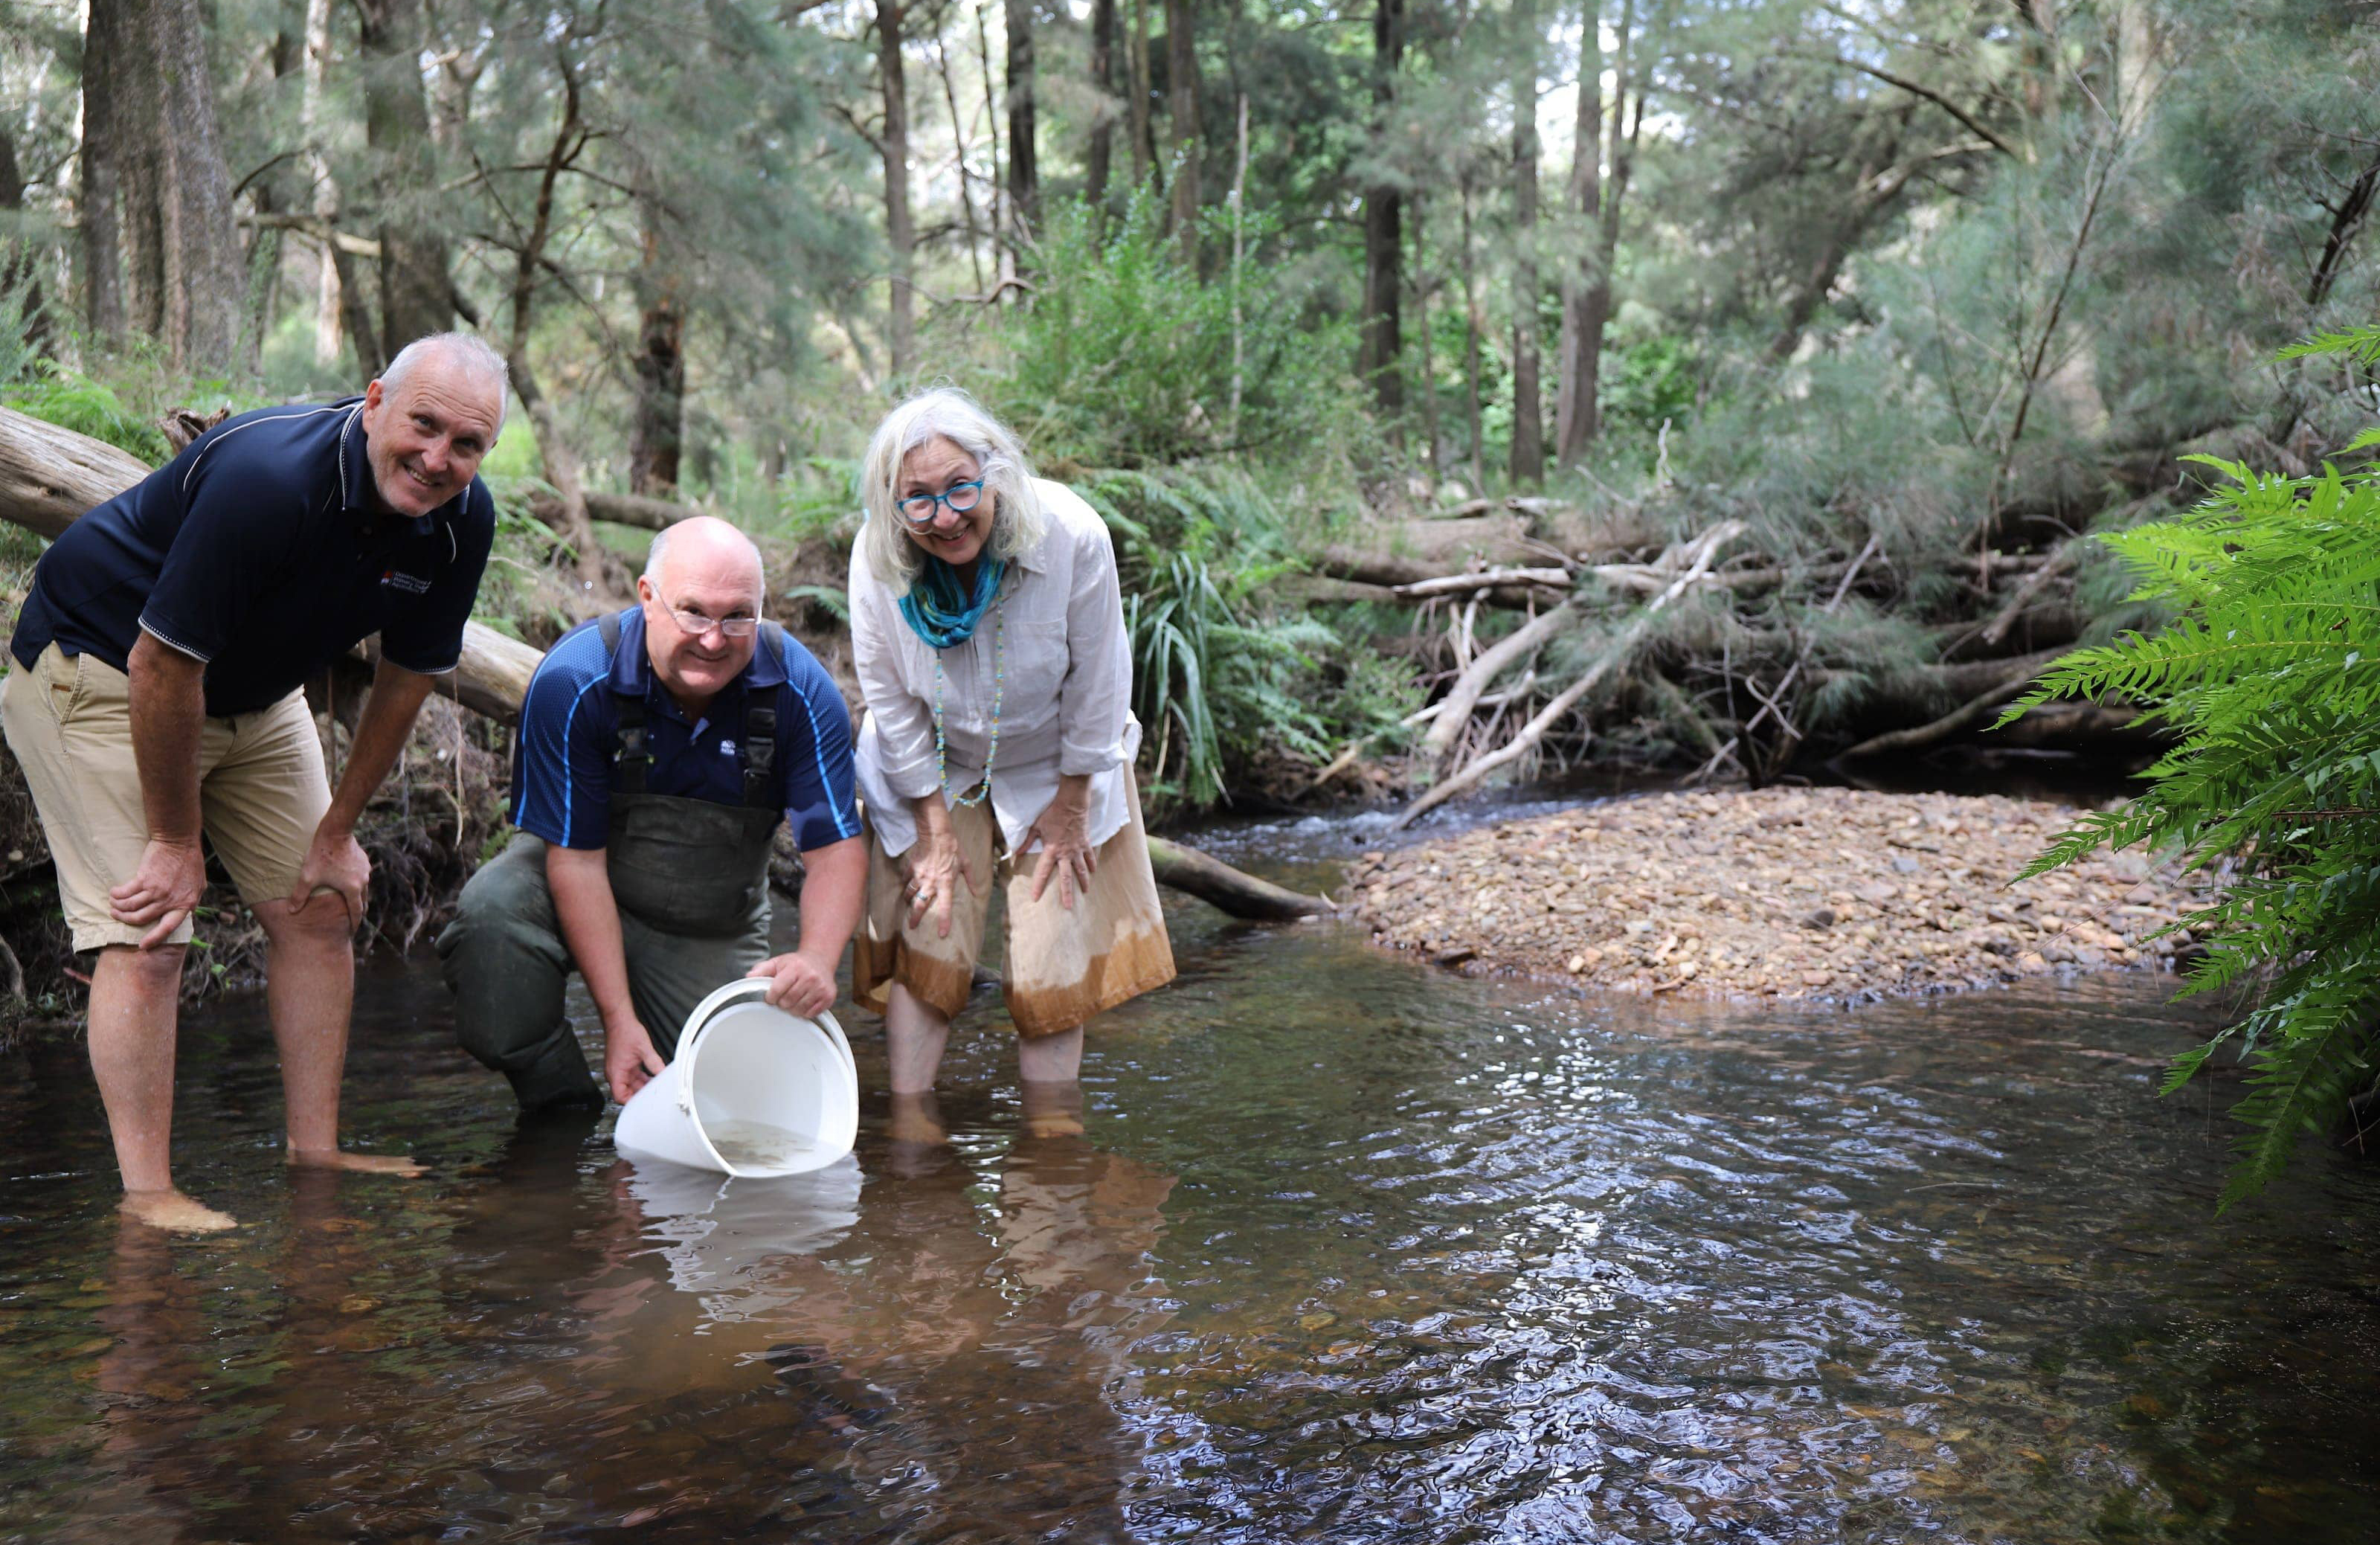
[286,1148,427,1178]
[120,1189,241,1233]
[887,1093,948,1147]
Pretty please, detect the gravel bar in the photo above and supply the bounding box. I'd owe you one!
[1345,788,2222,1001]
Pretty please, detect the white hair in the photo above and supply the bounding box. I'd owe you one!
[379,331,511,434]
[857,387,1048,593]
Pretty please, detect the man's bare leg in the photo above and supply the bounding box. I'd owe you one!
[89,942,237,1231]
[256,892,421,1176]
[884,982,953,1098]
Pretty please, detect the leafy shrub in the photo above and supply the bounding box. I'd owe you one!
[2009,325,2380,1210]
[2,362,173,464]
[1076,466,1400,809]
[990,193,1364,470]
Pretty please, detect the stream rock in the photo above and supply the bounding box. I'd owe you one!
[1345,788,2223,1002]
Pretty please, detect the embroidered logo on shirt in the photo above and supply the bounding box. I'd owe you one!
[719,739,737,756]
[381,569,432,595]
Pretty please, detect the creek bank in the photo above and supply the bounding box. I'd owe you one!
[1345,786,2223,1001]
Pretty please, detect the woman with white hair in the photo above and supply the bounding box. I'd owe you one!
[848,388,1175,1112]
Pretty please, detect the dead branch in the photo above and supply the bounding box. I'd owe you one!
[1836,655,2059,760]
[1395,521,1743,827]
[1418,597,1587,771]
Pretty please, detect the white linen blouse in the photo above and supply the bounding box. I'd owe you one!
[850,477,1140,858]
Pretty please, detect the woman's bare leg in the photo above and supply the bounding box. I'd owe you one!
[884,983,952,1095]
[1016,1026,1083,1086]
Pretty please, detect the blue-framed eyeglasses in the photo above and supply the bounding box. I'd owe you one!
[895,478,985,528]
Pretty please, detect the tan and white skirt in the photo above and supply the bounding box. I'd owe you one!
[853,775,1177,1038]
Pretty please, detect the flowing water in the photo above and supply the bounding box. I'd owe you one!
[3,806,2379,1542]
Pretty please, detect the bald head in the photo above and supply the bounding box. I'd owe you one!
[638,516,769,712]
[645,516,765,599]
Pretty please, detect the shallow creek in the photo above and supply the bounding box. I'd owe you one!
[2,801,2377,1542]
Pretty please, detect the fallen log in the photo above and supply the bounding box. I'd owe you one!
[1835,655,2061,761]
[530,489,699,533]
[1317,513,1543,588]
[1145,836,1334,919]
[0,407,1327,923]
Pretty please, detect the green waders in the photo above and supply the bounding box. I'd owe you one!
[437,620,791,1110]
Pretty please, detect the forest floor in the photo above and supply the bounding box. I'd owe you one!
[1345,786,2224,1003]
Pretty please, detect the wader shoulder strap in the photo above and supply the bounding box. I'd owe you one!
[598,611,649,797]
[743,623,785,810]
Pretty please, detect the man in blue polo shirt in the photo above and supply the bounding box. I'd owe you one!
[0,332,507,1232]
[437,516,868,1114]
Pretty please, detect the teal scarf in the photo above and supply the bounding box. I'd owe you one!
[897,556,1006,649]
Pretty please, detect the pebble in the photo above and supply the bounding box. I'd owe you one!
[1344,788,2223,1003]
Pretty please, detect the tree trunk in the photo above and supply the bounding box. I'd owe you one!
[301,0,343,365]
[973,2,1006,289]
[1164,0,1202,260]
[1006,0,1040,242]
[1413,194,1442,475]
[1458,177,1487,495]
[1129,0,1156,191]
[934,37,988,294]
[353,0,453,355]
[1087,0,1118,211]
[90,0,246,371]
[78,0,127,344]
[1551,2,1604,462]
[1507,0,1544,487]
[1358,0,1405,420]
[628,190,685,495]
[875,0,915,375]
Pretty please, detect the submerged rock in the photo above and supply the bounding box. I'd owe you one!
[1344,787,2222,1003]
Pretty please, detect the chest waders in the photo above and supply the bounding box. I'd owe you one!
[436,620,794,1111]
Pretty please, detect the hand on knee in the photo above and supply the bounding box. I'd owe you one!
[98,942,188,994]
[257,888,358,946]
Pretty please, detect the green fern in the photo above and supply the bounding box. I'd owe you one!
[2003,324,2380,1210]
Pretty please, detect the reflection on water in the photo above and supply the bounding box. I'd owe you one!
[3,855,2379,1541]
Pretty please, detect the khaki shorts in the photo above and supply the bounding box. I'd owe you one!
[853,774,1177,1038]
[0,643,330,950]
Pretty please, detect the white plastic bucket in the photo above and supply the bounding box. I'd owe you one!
[613,980,859,1178]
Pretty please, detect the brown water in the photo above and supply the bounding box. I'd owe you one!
[3,809,2379,1541]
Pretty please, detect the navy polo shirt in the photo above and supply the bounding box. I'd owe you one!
[9,398,495,716]
[511,607,862,853]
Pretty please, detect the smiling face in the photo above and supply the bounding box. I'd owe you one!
[357,352,505,518]
[896,437,999,571]
[637,516,765,713]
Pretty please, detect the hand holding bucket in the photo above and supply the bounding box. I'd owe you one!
[614,980,860,1178]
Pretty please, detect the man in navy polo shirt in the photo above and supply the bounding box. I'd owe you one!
[0,332,507,1232]
[437,517,868,1114]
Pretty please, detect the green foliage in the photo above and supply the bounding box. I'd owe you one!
[989,193,1364,470]
[2006,327,2380,1210]
[1076,466,1400,809]
[1,362,173,464]
[0,251,49,392]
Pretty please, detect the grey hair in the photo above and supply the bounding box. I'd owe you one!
[857,387,1048,593]
[379,331,511,434]
[644,520,767,596]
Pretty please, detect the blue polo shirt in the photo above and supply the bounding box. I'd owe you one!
[511,607,862,853]
[10,398,495,717]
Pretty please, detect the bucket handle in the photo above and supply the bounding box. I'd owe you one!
[672,979,858,1121]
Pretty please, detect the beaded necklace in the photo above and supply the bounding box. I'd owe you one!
[931,589,1006,808]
